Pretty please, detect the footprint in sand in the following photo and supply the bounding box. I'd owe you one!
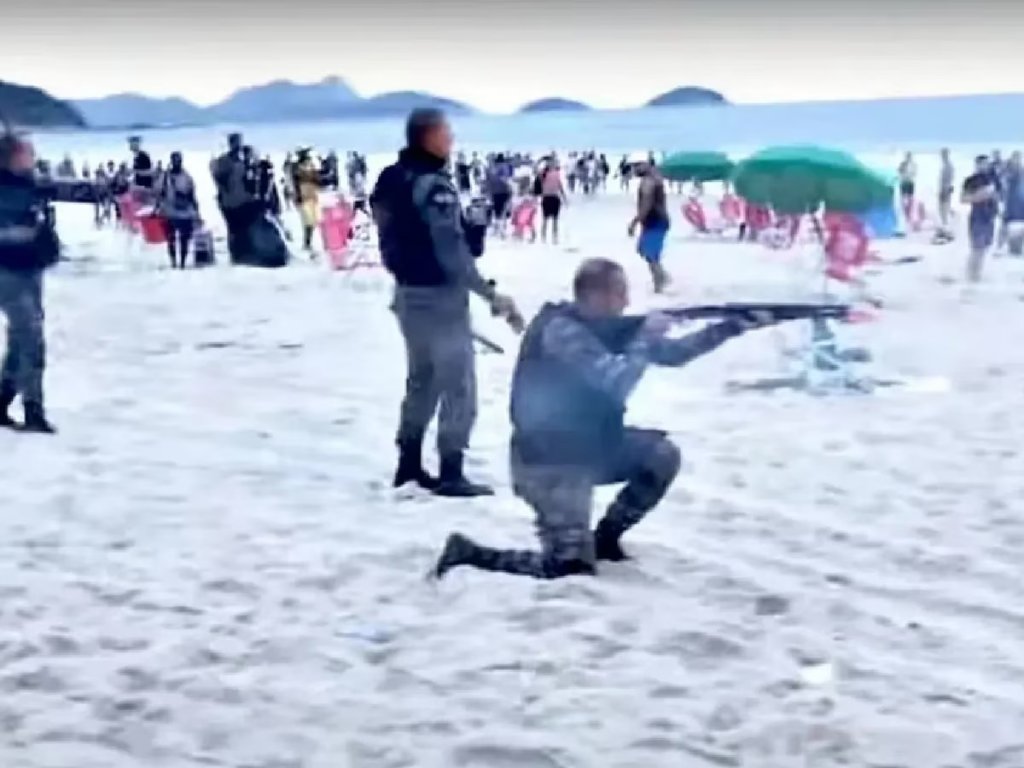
[453,744,572,768]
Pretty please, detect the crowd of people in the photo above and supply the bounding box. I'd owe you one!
[0,107,754,582]
[898,148,1024,279]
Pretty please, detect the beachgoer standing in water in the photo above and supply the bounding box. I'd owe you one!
[961,154,999,282]
[627,154,671,293]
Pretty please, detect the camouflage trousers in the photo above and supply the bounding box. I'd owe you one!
[477,428,682,578]
[0,269,46,408]
[393,294,477,458]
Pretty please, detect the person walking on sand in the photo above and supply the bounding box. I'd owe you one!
[962,154,1000,282]
[431,258,775,579]
[292,147,321,255]
[935,148,955,243]
[999,152,1024,256]
[211,133,258,261]
[627,153,671,293]
[371,107,524,497]
[897,151,917,221]
[128,136,155,204]
[158,151,200,269]
[539,159,568,245]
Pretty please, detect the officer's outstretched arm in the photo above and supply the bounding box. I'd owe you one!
[417,178,495,300]
[650,321,744,367]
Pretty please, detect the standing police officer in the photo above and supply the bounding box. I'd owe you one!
[372,108,523,497]
[0,128,59,434]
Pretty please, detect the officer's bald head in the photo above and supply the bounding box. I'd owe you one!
[573,258,629,316]
[406,108,452,160]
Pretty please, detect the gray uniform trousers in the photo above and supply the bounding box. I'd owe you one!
[473,428,682,578]
[393,285,477,457]
[0,269,46,408]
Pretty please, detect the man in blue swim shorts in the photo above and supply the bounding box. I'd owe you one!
[627,153,671,293]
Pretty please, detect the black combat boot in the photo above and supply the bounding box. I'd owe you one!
[0,382,17,429]
[20,402,56,435]
[433,452,493,498]
[432,533,482,578]
[593,516,630,562]
[393,438,439,491]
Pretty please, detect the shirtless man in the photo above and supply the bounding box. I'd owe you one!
[627,154,671,293]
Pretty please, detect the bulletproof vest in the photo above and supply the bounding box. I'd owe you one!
[371,157,447,286]
[0,170,60,272]
[510,302,638,466]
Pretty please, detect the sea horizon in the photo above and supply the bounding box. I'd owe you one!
[33,91,1024,160]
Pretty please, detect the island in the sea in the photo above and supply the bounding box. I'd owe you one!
[645,86,728,108]
[518,98,592,114]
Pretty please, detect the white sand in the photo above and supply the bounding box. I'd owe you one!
[2,157,1024,768]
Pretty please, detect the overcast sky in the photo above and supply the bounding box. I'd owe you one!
[3,0,1021,111]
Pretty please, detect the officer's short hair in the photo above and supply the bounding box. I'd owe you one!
[573,258,625,300]
[0,133,27,172]
[405,108,447,149]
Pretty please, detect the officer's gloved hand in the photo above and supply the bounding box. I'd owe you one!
[491,293,525,334]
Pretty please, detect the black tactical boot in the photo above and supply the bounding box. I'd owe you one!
[20,402,56,435]
[432,533,482,579]
[433,452,493,498]
[593,517,630,562]
[393,438,439,491]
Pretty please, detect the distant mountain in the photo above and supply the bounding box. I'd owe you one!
[69,78,475,127]
[73,94,204,128]
[345,91,473,117]
[207,76,360,122]
[0,80,85,128]
[519,98,592,114]
[646,86,728,108]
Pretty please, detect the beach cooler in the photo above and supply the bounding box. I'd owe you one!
[193,226,215,267]
[138,210,167,245]
[321,201,354,269]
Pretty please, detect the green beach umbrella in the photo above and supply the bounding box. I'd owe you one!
[660,151,735,183]
[732,145,893,214]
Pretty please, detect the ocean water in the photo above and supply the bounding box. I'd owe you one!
[33,92,1024,162]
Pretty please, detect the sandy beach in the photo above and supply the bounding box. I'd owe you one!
[2,155,1024,768]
